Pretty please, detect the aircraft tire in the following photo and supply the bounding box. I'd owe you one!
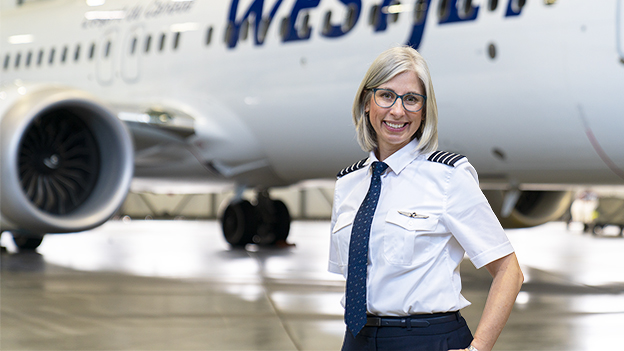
[271,199,291,244]
[222,200,257,247]
[11,231,45,251]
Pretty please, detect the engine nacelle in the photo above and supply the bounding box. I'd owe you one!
[483,189,573,228]
[0,83,133,233]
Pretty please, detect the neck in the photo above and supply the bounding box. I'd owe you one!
[376,144,403,161]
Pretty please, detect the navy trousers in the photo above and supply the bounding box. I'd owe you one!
[341,313,473,351]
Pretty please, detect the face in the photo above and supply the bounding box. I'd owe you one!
[365,70,424,160]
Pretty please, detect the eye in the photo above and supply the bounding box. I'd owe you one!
[378,90,395,100]
[403,94,419,104]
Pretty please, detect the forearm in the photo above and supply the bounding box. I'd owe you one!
[471,253,524,351]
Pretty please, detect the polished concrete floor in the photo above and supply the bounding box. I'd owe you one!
[1,220,623,350]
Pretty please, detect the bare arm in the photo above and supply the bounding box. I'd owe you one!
[451,252,524,351]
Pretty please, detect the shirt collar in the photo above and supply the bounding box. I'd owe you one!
[368,138,421,175]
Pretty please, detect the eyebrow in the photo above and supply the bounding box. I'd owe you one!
[377,88,423,95]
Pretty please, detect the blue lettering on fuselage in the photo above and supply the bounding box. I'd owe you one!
[505,0,523,17]
[226,0,524,50]
[438,0,479,24]
[283,0,321,42]
[405,0,431,50]
[226,0,283,48]
[320,0,361,38]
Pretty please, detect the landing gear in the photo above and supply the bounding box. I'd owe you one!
[221,200,257,247]
[10,231,45,251]
[220,191,291,247]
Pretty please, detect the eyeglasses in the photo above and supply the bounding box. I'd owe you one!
[372,88,426,112]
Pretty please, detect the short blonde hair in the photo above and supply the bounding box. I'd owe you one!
[352,46,438,154]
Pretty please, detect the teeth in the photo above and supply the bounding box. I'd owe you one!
[385,121,406,129]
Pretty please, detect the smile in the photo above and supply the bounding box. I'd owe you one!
[384,121,408,129]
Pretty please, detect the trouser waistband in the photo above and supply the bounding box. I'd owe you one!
[365,311,461,328]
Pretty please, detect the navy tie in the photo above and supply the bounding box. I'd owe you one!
[345,161,389,336]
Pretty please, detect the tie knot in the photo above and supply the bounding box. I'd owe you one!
[372,161,389,177]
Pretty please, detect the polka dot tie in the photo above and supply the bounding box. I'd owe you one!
[345,161,388,336]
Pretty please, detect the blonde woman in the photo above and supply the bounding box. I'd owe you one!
[329,46,523,351]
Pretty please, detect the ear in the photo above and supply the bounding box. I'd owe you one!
[362,89,372,113]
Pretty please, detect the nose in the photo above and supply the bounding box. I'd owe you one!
[389,97,406,115]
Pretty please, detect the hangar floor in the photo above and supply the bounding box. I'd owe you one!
[1,220,624,350]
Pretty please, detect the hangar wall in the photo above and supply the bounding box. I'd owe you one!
[117,182,336,220]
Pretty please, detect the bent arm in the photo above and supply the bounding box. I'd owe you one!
[468,252,524,351]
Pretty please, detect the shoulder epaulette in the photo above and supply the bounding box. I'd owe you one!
[427,151,466,167]
[337,158,368,178]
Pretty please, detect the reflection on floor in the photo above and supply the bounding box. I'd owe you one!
[1,221,623,350]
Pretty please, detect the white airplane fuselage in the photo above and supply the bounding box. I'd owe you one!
[2,0,624,239]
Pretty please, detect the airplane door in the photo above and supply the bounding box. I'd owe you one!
[96,28,118,86]
[618,0,624,60]
[121,25,143,84]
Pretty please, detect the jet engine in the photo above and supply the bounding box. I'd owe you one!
[1,84,133,247]
[483,189,573,228]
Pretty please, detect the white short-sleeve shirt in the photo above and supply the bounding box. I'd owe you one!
[329,139,514,316]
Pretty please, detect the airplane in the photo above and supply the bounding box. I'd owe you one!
[1,0,624,250]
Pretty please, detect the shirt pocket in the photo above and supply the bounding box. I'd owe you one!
[383,210,439,266]
[331,211,357,268]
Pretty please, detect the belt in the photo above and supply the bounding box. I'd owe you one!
[365,311,461,328]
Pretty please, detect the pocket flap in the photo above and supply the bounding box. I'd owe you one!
[386,210,439,231]
[332,211,356,233]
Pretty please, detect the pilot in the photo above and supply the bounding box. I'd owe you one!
[329,46,524,351]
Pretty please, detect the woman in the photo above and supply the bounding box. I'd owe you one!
[329,46,523,351]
